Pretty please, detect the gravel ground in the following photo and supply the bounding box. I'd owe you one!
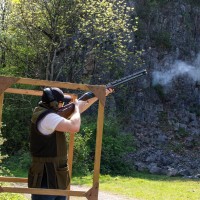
[14,184,138,200]
[70,185,137,200]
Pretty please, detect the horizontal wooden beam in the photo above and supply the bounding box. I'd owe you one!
[0,75,97,90]
[0,177,27,183]
[5,88,42,96]
[0,76,106,106]
[15,77,103,91]
[4,88,76,98]
[0,187,86,197]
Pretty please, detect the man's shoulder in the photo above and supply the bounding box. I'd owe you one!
[32,106,56,123]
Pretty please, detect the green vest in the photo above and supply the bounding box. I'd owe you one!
[28,105,70,189]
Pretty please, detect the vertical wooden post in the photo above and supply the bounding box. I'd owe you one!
[67,133,75,200]
[67,95,77,200]
[92,100,105,199]
[0,93,4,130]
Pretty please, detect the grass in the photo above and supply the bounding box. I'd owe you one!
[72,172,200,200]
[2,165,200,200]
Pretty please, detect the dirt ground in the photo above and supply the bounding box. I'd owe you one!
[70,185,137,200]
[20,184,137,200]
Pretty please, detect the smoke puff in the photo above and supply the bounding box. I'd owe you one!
[152,60,200,86]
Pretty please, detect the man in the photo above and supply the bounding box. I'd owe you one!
[28,87,112,200]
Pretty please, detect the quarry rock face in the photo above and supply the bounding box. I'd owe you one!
[127,0,200,177]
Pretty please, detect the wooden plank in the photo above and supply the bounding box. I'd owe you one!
[1,76,106,105]
[15,77,106,105]
[93,100,105,185]
[0,77,20,94]
[85,183,99,200]
[15,77,97,91]
[4,88,76,99]
[1,187,86,197]
[0,177,27,183]
[0,93,4,129]
[68,133,75,178]
[5,88,43,96]
[68,133,75,184]
[67,132,75,200]
[0,75,107,200]
[0,75,88,90]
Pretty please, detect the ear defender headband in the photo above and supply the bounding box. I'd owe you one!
[42,87,72,109]
[43,88,55,102]
[43,88,59,109]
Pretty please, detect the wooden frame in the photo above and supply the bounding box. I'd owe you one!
[0,76,106,200]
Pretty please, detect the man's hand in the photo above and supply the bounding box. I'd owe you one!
[74,99,87,112]
[75,88,114,114]
[106,88,114,96]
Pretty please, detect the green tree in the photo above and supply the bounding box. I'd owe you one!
[0,128,8,176]
[0,0,8,68]
[1,92,39,155]
[0,0,142,176]
[1,0,142,82]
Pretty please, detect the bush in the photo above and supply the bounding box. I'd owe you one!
[0,134,23,200]
[100,122,135,175]
[84,119,136,175]
[0,192,27,200]
[2,92,39,156]
[2,151,31,178]
[2,117,136,177]
[0,132,8,176]
[69,127,93,176]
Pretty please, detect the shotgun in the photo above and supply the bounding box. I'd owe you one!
[58,68,147,118]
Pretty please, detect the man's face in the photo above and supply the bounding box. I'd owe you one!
[58,101,64,108]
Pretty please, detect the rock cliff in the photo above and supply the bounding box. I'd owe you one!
[127,0,200,177]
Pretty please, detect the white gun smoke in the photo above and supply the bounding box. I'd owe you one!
[152,55,200,86]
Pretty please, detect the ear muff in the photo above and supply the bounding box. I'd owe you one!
[43,88,58,109]
[43,88,54,102]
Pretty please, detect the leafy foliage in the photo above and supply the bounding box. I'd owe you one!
[101,121,135,174]
[81,119,136,175]
[0,132,8,175]
[3,118,135,176]
[67,127,93,175]
[0,0,140,176]
[0,193,27,200]
[0,133,26,199]
[1,0,142,82]
[1,90,39,155]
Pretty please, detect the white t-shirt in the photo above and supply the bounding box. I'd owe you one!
[37,113,65,135]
